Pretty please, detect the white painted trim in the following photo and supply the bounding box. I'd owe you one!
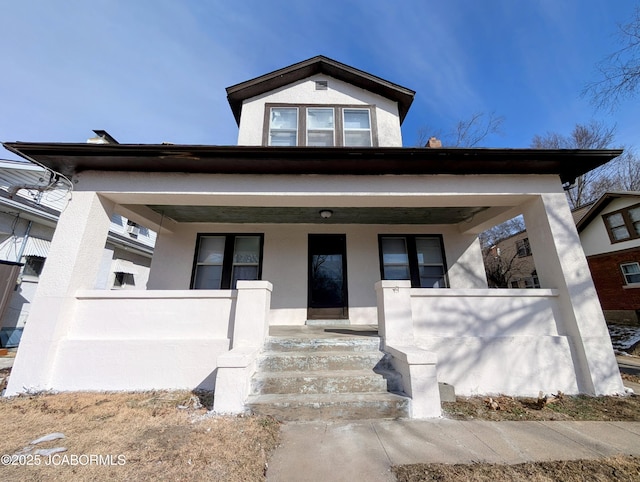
[75,290,236,300]
[410,288,559,298]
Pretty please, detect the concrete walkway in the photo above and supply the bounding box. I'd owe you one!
[267,419,640,481]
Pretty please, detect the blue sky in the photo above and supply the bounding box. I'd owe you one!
[1,0,638,159]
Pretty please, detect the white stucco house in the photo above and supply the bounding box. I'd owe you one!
[2,56,625,416]
[0,158,155,347]
[576,192,640,324]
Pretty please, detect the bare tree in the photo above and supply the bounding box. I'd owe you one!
[610,148,640,191]
[483,245,521,288]
[531,121,622,209]
[478,216,525,249]
[583,6,640,109]
[417,111,505,147]
[479,216,533,289]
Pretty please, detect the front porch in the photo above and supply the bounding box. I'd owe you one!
[4,172,626,414]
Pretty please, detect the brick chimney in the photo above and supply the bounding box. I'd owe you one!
[425,136,442,148]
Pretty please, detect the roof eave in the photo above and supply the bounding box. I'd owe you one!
[576,191,640,232]
[1,142,623,186]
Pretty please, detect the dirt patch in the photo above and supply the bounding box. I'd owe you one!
[442,393,640,421]
[393,456,640,481]
[622,372,640,384]
[0,391,279,482]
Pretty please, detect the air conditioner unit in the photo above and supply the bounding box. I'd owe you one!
[126,225,140,236]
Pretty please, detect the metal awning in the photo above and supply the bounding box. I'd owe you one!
[22,237,50,257]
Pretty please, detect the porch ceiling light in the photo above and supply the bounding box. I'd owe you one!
[319,209,333,219]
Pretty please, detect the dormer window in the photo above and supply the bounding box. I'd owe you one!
[264,103,377,147]
[343,109,372,147]
[307,108,334,146]
[269,107,298,146]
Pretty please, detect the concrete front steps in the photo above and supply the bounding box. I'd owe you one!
[246,329,409,421]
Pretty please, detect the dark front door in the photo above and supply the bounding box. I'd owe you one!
[308,234,348,319]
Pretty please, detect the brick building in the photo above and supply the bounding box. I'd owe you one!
[576,192,640,324]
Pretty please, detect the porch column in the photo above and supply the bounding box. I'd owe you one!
[375,280,414,347]
[212,280,273,414]
[6,192,115,395]
[521,193,624,395]
[232,280,273,348]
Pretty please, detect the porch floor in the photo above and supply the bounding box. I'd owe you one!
[268,324,379,339]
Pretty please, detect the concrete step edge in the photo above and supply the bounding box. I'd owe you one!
[253,369,385,379]
[247,392,409,404]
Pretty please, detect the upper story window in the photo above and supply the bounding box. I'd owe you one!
[343,109,372,146]
[264,104,377,147]
[378,235,448,288]
[307,108,334,146]
[268,107,298,146]
[515,238,532,257]
[604,203,640,243]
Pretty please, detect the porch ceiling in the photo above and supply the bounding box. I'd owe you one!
[146,205,489,224]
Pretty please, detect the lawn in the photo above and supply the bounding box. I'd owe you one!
[0,391,279,482]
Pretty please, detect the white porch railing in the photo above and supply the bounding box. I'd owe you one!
[41,281,273,394]
[375,280,569,413]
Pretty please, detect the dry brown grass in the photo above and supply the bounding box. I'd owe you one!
[443,394,640,421]
[392,456,640,481]
[0,391,279,481]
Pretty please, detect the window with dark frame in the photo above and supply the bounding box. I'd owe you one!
[604,203,640,243]
[265,103,377,147]
[191,234,263,289]
[23,256,46,278]
[515,238,532,257]
[378,235,448,288]
[621,262,640,285]
[114,272,135,288]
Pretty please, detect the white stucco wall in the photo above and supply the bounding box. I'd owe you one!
[48,290,234,391]
[580,197,640,256]
[148,222,487,325]
[236,74,403,147]
[409,289,580,396]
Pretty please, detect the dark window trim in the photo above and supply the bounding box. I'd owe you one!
[23,255,46,278]
[377,234,449,288]
[114,272,136,288]
[190,233,264,289]
[620,261,640,285]
[263,103,378,147]
[515,238,532,257]
[603,202,640,244]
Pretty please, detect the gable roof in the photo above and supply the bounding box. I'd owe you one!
[576,191,640,232]
[226,55,416,125]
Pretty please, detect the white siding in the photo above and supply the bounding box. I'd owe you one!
[580,197,640,257]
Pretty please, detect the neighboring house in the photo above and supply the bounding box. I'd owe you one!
[484,230,540,289]
[576,192,640,325]
[0,159,156,347]
[2,56,625,417]
[485,192,640,325]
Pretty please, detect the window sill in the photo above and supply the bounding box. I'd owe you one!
[623,283,640,289]
[20,275,40,283]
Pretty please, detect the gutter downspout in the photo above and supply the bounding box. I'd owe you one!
[16,220,33,265]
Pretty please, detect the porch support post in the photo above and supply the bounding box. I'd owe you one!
[232,280,273,348]
[375,280,414,347]
[213,280,273,414]
[376,280,441,418]
[6,192,115,395]
[521,193,624,395]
